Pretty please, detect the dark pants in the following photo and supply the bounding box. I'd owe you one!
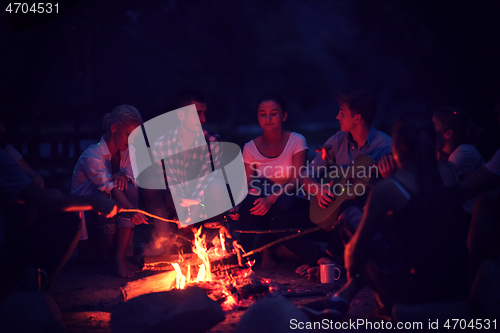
[239,191,310,253]
[0,212,81,300]
[264,210,331,266]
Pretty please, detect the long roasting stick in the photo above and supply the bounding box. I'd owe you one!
[242,225,325,258]
[118,208,180,225]
[233,228,309,234]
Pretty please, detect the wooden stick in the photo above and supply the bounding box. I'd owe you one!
[233,228,309,234]
[242,226,325,258]
[119,208,179,225]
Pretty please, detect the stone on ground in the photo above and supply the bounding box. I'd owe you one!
[111,287,225,333]
[236,299,309,333]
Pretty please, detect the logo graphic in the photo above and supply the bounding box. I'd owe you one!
[128,105,247,226]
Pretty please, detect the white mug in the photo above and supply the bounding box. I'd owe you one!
[320,264,341,284]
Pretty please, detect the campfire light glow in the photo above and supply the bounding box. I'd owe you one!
[121,226,269,309]
[169,226,255,311]
[171,263,185,289]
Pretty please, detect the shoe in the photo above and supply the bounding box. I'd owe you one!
[299,296,349,318]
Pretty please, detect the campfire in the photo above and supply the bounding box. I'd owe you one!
[121,226,271,311]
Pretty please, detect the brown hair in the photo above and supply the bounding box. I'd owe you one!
[337,91,376,125]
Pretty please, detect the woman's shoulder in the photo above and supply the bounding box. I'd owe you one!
[242,138,259,157]
[289,131,305,140]
[288,132,307,146]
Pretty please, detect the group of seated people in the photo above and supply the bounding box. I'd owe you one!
[1,89,499,321]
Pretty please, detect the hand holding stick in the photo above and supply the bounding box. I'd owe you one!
[118,208,180,226]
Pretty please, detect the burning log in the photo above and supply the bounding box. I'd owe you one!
[143,253,202,272]
[123,226,274,312]
[121,271,177,301]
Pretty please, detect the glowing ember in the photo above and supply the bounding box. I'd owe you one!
[221,294,238,311]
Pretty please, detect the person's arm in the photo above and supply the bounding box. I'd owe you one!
[226,162,254,220]
[16,157,45,188]
[244,162,256,188]
[344,181,393,278]
[301,145,335,208]
[81,154,115,194]
[378,153,397,179]
[110,187,148,225]
[461,166,500,201]
[250,149,308,216]
[209,137,222,170]
[17,182,118,218]
[189,139,223,205]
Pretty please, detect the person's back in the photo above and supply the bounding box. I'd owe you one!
[373,163,468,304]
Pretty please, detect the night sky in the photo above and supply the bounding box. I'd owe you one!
[1,0,500,187]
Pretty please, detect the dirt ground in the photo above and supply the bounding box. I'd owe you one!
[50,257,380,333]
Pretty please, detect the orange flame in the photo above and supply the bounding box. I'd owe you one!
[168,227,256,311]
[192,227,212,282]
[220,233,226,253]
[171,263,185,289]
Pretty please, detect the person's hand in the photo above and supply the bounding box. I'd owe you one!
[132,212,148,225]
[250,195,276,216]
[228,206,240,220]
[295,264,310,276]
[315,145,333,162]
[304,266,320,282]
[317,181,334,209]
[179,198,200,207]
[94,197,119,218]
[378,154,397,179]
[110,172,129,191]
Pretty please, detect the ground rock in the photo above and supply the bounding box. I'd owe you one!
[111,287,225,333]
[236,299,309,333]
[0,291,65,333]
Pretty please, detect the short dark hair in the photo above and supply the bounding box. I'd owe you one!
[256,93,287,114]
[433,106,471,144]
[102,104,142,134]
[336,91,376,125]
[173,89,206,109]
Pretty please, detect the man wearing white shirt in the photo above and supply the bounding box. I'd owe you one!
[72,105,147,278]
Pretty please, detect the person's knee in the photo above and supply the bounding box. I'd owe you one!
[123,183,139,205]
[116,215,135,229]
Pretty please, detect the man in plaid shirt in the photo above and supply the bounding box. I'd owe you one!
[141,90,224,232]
[152,114,222,225]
